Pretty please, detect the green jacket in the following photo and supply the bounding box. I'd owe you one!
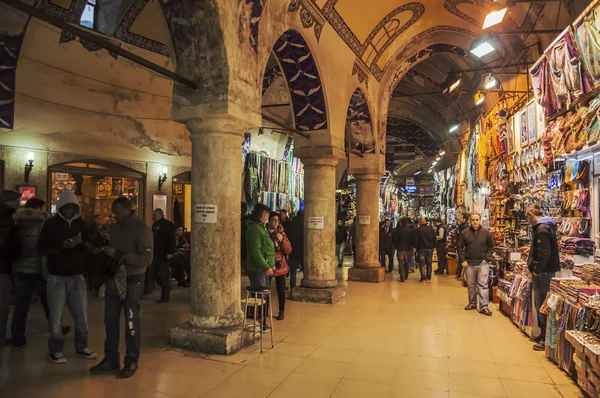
[110,214,154,276]
[245,217,275,273]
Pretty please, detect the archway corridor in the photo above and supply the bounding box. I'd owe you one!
[1,260,581,398]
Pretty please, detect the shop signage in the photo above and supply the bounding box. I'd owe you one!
[359,215,371,224]
[594,152,600,176]
[405,186,417,193]
[194,204,218,223]
[308,216,324,229]
[405,177,415,186]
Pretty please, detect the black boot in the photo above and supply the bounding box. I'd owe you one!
[276,311,285,321]
[117,362,138,379]
[90,358,120,375]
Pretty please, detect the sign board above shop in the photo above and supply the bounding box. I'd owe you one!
[393,144,416,161]
[405,177,415,186]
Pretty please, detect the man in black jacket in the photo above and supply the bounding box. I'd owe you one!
[151,209,176,303]
[336,219,348,268]
[415,218,436,282]
[457,213,495,316]
[526,205,560,351]
[37,190,97,363]
[287,211,304,290]
[433,217,448,275]
[455,213,470,279]
[0,190,20,346]
[379,219,395,273]
[394,218,415,282]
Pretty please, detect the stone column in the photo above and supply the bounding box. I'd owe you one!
[290,154,346,304]
[348,173,385,283]
[169,116,248,355]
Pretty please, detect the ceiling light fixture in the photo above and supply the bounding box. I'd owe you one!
[449,124,459,133]
[449,77,461,93]
[474,91,485,106]
[484,73,498,89]
[436,157,441,161]
[470,38,496,58]
[482,7,508,29]
[432,161,438,166]
[439,150,446,156]
[428,169,433,174]
[415,170,421,175]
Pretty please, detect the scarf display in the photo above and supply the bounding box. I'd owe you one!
[574,3,600,86]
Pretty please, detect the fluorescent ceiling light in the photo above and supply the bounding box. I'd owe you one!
[428,169,433,173]
[470,41,495,58]
[483,8,508,29]
[476,96,485,106]
[433,161,438,166]
[439,151,446,156]
[415,170,421,175]
[436,157,441,161]
[484,74,498,89]
[449,124,459,133]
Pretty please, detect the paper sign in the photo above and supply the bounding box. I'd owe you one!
[359,215,371,225]
[308,217,324,229]
[195,204,218,223]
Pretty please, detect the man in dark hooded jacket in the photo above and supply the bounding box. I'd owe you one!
[38,190,97,364]
[286,211,304,290]
[0,190,20,346]
[526,205,560,352]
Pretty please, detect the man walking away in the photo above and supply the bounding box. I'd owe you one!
[415,218,436,282]
[379,219,395,273]
[287,210,304,290]
[526,205,560,351]
[457,213,495,316]
[336,219,348,268]
[434,217,448,275]
[11,198,70,350]
[37,190,97,363]
[91,197,153,378]
[394,218,415,282]
[151,209,176,303]
[455,213,470,279]
[0,190,20,346]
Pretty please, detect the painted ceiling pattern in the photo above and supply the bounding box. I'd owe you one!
[273,30,327,131]
[345,88,375,154]
[386,117,440,167]
[0,30,28,129]
[114,0,170,56]
[245,0,267,53]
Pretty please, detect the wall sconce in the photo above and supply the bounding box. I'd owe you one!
[24,151,34,183]
[158,166,168,191]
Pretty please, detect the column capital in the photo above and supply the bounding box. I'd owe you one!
[352,172,382,181]
[295,146,346,166]
[185,114,258,136]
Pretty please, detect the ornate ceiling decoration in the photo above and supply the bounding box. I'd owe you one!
[345,88,375,154]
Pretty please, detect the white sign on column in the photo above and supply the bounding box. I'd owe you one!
[359,215,371,225]
[308,217,324,229]
[195,204,218,223]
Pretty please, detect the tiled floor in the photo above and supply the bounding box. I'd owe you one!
[0,261,586,397]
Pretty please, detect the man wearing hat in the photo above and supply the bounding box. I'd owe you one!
[0,190,21,345]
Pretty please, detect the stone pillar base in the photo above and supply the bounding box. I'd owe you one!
[169,323,243,355]
[348,267,386,283]
[290,285,346,304]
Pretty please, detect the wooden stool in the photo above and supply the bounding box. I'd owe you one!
[241,286,274,353]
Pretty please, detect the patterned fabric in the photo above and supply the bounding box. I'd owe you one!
[273,30,327,131]
[574,5,600,86]
[245,0,266,53]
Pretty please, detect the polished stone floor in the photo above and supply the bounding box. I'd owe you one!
[0,260,585,398]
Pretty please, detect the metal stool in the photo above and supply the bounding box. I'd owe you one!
[241,286,274,353]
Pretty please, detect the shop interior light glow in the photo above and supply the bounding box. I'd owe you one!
[470,40,495,58]
[439,150,446,156]
[449,78,461,93]
[474,91,485,106]
[449,124,459,133]
[483,8,508,29]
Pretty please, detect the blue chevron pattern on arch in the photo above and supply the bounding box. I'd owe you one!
[273,30,327,131]
[345,88,375,154]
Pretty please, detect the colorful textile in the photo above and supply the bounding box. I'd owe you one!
[574,5,600,86]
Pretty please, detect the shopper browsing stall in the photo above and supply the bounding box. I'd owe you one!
[526,205,560,352]
[457,213,495,316]
[455,213,470,279]
[434,217,448,275]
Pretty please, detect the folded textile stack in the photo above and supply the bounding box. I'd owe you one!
[498,279,512,295]
[550,278,561,294]
[584,264,597,283]
[518,246,530,258]
[560,237,596,257]
[574,264,585,279]
[559,279,590,303]
[566,330,600,398]
[593,267,600,286]
[579,287,600,308]
[562,255,576,270]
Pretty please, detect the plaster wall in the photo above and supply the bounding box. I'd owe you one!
[1,20,191,168]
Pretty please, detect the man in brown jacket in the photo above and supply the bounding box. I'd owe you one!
[90,197,153,379]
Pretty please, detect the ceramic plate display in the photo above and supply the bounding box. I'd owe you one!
[57,182,65,190]
[521,150,526,166]
[534,142,540,160]
[66,183,73,190]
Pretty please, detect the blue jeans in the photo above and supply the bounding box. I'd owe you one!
[336,243,346,266]
[104,275,144,364]
[397,251,412,281]
[0,274,10,339]
[47,274,89,354]
[533,271,554,339]
[465,262,490,309]
[418,249,433,281]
